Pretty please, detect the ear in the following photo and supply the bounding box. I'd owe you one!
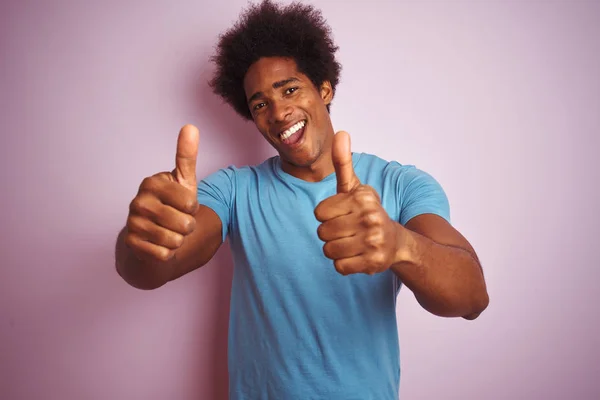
[320,81,334,105]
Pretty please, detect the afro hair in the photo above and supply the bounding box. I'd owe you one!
[209,0,342,120]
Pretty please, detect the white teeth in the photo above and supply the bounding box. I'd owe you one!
[280,120,306,140]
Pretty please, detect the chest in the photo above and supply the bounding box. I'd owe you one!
[228,175,401,275]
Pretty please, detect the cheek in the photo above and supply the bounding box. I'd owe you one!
[253,114,267,130]
[302,96,320,119]
[306,92,327,115]
[251,118,269,139]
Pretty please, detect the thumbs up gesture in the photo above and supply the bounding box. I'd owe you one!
[124,125,200,263]
[314,131,401,275]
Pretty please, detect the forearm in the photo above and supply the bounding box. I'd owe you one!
[115,227,174,290]
[390,223,489,319]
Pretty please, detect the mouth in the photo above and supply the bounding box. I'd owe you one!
[278,120,307,147]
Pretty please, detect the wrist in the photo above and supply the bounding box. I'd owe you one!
[392,222,420,268]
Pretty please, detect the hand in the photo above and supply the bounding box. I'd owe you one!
[314,131,402,275]
[124,124,200,263]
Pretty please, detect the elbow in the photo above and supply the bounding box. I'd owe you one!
[119,271,167,291]
[414,279,490,320]
[462,290,489,320]
[115,261,167,291]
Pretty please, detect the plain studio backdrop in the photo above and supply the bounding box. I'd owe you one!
[1,0,598,399]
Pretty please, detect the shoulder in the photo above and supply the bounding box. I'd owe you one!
[354,152,435,187]
[353,152,390,172]
[199,157,278,185]
[355,152,450,223]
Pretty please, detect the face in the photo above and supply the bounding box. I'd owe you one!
[243,57,334,173]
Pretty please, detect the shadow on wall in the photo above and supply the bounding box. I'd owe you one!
[187,53,274,399]
[192,50,276,170]
[1,49,274,400]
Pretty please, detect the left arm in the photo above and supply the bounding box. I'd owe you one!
[315,185,489,320]
[390,213,489,320]
[316,131,489,320]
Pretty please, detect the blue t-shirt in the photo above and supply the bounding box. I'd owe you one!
[197,152,450,400]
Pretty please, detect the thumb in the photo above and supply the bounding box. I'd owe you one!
[332,131,360,193]
[174,124,199,192]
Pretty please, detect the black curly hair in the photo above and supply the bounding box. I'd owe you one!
[209,0,342,120]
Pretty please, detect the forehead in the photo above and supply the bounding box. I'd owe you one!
[243,57,305,95]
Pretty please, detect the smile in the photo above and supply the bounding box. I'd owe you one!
[279,120,306,140]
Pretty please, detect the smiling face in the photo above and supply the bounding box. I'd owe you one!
[243,57,335,181]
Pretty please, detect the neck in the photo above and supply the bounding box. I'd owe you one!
[281,152,334,182]
[280,128,336,182]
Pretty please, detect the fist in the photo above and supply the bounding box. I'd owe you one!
[314,131,401,275]
[125,124,200,263]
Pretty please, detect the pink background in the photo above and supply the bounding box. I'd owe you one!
[1,0,599,399]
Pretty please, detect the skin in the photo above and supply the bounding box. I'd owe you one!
[314,131,489,319]
[115,125,224,290]
[116,55,489,320]
[244,57,337,182]
[245,57,488,319]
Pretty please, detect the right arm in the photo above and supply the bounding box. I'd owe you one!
[115,204,223,290]
[115,124,222,290]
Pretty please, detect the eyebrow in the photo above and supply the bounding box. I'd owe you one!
[247,77,300,105]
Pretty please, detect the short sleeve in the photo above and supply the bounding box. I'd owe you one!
[196,167,236,242]
[397,165,451,226]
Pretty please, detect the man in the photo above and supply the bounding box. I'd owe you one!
[115,1,489,398]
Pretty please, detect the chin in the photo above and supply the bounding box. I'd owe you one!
[281,155,310,168]
[282,150,321,168]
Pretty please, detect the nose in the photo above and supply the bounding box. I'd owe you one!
[268,99,293,124]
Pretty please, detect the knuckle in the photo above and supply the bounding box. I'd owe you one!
[126,215,146,234]
[361,184,380,198]
[130,195,154,216]
[333,259,346,275]
[368,252,386,266]
[123,232,137,248]
[172,233,185,248]
[314,199,335,221]
[364,233,381,248]
[183,195,198,214]
[316,224,327,241]
[322,242,332,259]
[356,185,370,194]
[156,247,173,262]
[363,190,381,205]
[158,229,174,247]
[314,206,324,222]
[363,211,383,227]
[355,196,368,208]
[372,230,386,245]
[367,186,381,201]
[139,176,158,191]
[355,189,374,204]
[183,215,196,234]
[352,191,366,205]
[125,214,136,229]
[129,196,143,213]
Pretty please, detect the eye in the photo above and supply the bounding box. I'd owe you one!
[253,102,266,111]
[285,87,299,95]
